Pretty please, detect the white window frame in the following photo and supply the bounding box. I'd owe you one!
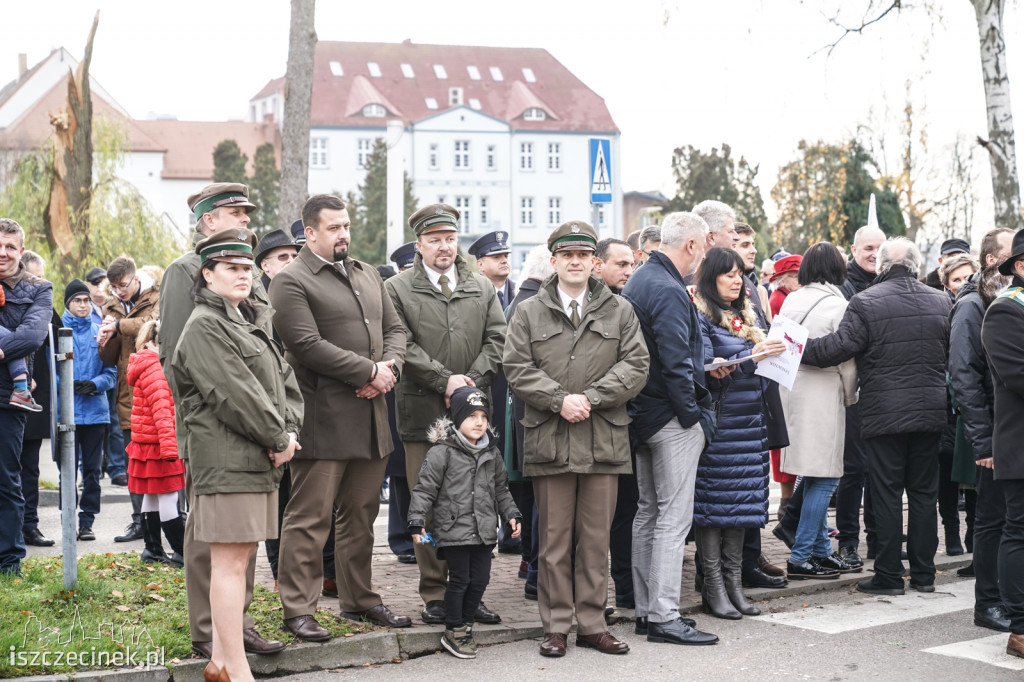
[486,144,496,170]
[449,87,464,106]
[520,142,534,171]
[362,103,386,117]
[524,107,546,121]
[548,197,562,226]
[357,138,373,168]
[428,143,439,170]
[521,196,535,227]
[547,142,561,171]
[455,196,471,234]
[454,140,470,170]
[309,137,329,169]
[480,196,489,227]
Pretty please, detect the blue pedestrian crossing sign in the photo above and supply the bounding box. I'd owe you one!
[589,138,612,204]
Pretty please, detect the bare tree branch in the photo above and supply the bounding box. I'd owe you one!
[812,1,903,57]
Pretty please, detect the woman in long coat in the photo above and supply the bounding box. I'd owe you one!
[692,247,784,620]
[778,243,859,580]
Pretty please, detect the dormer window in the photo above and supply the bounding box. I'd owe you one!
[329,61,343,76]
[522,67,537,83]
[433,64,448,79]
[362,103,386,117]
[401,63,415,78]
[489,66,504,81]
[467,65,481,80]
[523,107,546,121]
[367,62,382,77]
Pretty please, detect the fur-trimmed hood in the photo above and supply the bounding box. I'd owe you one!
[692,292,766,344]
[427,416,495,449]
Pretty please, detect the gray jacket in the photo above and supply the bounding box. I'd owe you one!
[407,418,520,550]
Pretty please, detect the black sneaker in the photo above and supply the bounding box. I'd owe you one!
[77,527,96,541]
[441,626,477,659]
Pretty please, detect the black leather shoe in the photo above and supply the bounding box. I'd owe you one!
[24,528,55,547]
[191,641,213,659]
[421,600,446,624]
[741,567,788,589]
[814,553,861,574]
[242,628,286,654]
[114,522,143,542]
[975,605,1012,632]
[111,474,128,487]
[787,559,839,580]
[838,546,864,570]
[772,522,796,550]
[474,602,501,624]
[647,617,718,645]
[341,604,412,628]
[635,616,696,635]
[396,552,417,564]
[909,582,935,593]
[283,614,331,642]
[77,527,95,541]
[524,582,538,601]
[856,577,904,596]
[957,563,975,577]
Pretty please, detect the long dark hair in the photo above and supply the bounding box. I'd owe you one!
[696,246,747,313]
[191,262,257,323]
[799,242,847,286]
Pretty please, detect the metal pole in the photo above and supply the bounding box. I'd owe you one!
[591,203,601,234]
[56,328,77,588]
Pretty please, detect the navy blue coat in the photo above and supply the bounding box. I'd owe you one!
[0,264,53,405]
[692,295,770,529]
[622,251,715,445]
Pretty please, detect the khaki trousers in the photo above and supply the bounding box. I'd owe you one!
[404,441,448,604]
[279,457,388,616]
[183,463,257,641]
[533,472,617,635]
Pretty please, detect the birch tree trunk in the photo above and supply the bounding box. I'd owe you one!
[278,0,316,230]
[973,0,1023,229]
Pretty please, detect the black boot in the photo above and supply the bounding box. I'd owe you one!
[161,515,185,567]
[721,529,760,616]
[140,512,169,564]
[945,524,965,556]
[695,528,741,620]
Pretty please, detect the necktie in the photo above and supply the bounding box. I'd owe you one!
[439,274,452,298]
[569,300,580,328]
[498,289,505,308]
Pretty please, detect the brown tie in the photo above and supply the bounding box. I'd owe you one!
[570,300,580,328]
[439,274,452,299]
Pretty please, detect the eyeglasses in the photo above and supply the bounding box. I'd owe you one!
[110,279,135,292]
[273,252,297,263]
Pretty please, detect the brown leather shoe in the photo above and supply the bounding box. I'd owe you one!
[322,577,338,598]
[340,604,412,628]
[283,615,331,642]
[191,641,213,659]
[757,553,785,577]
[242,628,286,654]
[540,632,567,657]
[1008,633,1024,658]
[576,631,630,655]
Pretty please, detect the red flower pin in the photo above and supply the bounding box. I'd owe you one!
[731,316,744,331]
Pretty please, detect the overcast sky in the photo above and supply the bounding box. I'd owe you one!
[2,1,1022,236]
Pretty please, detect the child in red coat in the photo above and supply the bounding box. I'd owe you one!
[126,320,186,565]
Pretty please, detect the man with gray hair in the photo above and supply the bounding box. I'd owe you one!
[802,237,952,596]
[635,226,661,267]
[621,212,719,645]
[692,200,738,249]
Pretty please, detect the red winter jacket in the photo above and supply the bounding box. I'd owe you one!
[126,348,178,460]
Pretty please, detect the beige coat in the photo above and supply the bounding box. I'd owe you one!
[778,282,858,478]
[503,274,649,477]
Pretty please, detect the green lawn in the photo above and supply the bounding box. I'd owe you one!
[0,554,356,678]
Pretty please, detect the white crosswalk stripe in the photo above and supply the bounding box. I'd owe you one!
[923,634,1024,671]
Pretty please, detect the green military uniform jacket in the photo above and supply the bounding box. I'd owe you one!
[385,253,506,442]
[503,274,649,477]
[170,288,303,494]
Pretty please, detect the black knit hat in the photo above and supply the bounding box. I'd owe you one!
[64,278,91,307]
[449,386,490,430]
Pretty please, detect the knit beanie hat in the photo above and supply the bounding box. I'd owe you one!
[449,386,490,430]
[64,278,91,307]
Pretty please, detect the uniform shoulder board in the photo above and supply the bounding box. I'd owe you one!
[997,286,1024,306]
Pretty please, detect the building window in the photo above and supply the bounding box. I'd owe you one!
[486,145,496,170]
[429,143,439,170]
[520,142,533,171]
[548,197,561,226]
[367,62,382,77]
[433,64,448,79]
[309,137,329,169]
[468,98,481,110]
[521,197,534,226]
[250,105,257,120]
[480,196,489,226]
[401,63,415,78]
[467,65,481,80]
[362,103,386,117]
[523,107,546,121]
[329,61,343,76]
[455,196,471,234]
[547,142,561,171]
[522,67,537,83]
[425,97,438,110]
[489,66,504,81]
[438,195,446,204]
[449,87,463,106]
[357,138,373,168]
[454,140,470,169]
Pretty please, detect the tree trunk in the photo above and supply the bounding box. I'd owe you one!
[46,11,98,260]
[972,0,1023,229]
[278,0,316,230]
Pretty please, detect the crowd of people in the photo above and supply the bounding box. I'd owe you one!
[1,182,1023,676]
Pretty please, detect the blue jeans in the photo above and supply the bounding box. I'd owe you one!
[105,388,127,478]
[790,476,840,563]
[0,409,28,574]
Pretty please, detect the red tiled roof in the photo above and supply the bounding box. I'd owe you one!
[344,75,402,118]
[134,120,280,179]
[252,40,618,133]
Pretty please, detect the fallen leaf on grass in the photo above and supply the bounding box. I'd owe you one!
[116,605,130,612]
[112,590,123,598]
[149,594,165,602]
[146,582,161,591]
[344,633,354,637]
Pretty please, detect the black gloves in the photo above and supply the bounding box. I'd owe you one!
[73,380,98,395]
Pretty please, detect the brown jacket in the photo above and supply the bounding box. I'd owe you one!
[98,275,159,430]
[503,274,649,477]
[270,247,406,460]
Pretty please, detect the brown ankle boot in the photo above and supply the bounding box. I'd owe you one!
[1008,633,1024,658]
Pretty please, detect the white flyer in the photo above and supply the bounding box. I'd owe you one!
[754,314,809,390]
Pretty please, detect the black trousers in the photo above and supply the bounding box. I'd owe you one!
[864,432,939,588]
[443,543,493,629]
[20,438,43,532]
[609,467,638,605]
[509,480,535,564]
[387,474,414,555]
[974,466,1006,610]
[938,448,961,532]
[836,405,876,550]
[1000,479,1024,634]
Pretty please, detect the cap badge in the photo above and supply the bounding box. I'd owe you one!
[570,224,580,234]
[434,206,444,216]
[497,231,505,241]
[237,229,248,240]
[468,391,487,407]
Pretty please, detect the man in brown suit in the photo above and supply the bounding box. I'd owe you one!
[271,194,411,638]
